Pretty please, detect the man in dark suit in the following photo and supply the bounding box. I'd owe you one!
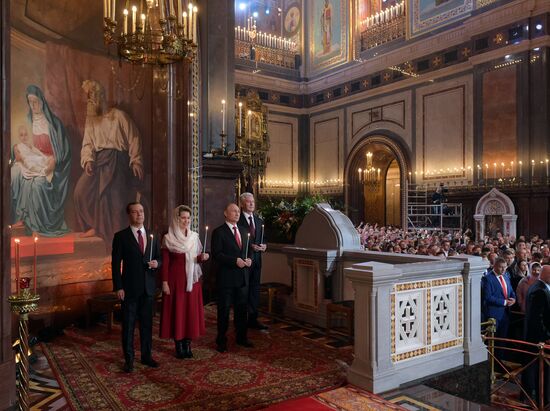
[112,202,162,373]
[238,192,268,330]
[211,203,253,353]
[481,257,516,340]
[522,265,550,403]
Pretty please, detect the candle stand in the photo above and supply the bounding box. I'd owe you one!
[8,283,39,411]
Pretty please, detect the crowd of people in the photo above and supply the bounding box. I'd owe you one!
[111,192,266,373]
[356,222,550,402]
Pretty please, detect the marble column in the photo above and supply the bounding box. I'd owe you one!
[200,0,235,152]
[473,214,485,241]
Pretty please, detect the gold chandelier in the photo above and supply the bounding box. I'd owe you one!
[358,152,381,192]
[103,0,199,65]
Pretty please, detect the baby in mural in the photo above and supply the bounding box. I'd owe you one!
[12,125,55,182]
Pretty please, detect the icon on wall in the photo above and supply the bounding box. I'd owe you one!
[284,6,301,36]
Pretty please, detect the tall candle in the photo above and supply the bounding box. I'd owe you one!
[245,233,250,259]
[238,102,243,136]
[149,234,154,261]
[260,224,265,244]
[501,162,505,178]
[132,5,137,33]
[485,164,489,180]
[546,159,549,178]
[183,11,188,38]
[221,99,226,134]
[104,0,108,19]
[192,6,197,44]
[510,161,515,177]
[531,159,535,177]
[203,226,208,253]
[188,4,193,40]
[112,0,116,22]
[477,165,481,180]
[14,239,20,295]
[160,0,165,19]
[141,13,146,30]
[493,163,497,179]
[170,0,175,16]
[33,237,38,294]
[123,9,128,34]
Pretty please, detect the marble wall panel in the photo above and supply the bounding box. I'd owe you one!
[310,110,344,185]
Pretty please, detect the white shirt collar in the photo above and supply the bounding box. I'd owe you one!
[226,221,239,231]
[242,211,254,221]
[130,225,145,236]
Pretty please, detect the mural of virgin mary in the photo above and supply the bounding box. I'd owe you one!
[11,85,71,236]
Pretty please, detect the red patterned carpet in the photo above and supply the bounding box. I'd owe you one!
[42,308,352,410]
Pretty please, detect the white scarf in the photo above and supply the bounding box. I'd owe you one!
[162,208,202,292]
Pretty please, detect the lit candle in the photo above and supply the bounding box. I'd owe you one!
[132,5,137,34]
[33,237,38,294]
[123,9,128,34]
[260,224,265,244]
[510,161,514,177]
[188,3,193,40]
[104,0,108,19]
[140,13,146,31]
[408,171,412,183]
[238,102,242,136]
[111,0,116,22]
[501,162,505,178]
[14,238,20,295]
[519,161,523,178]
[358,168,362,182]
[178,0,183,25]
[546,159,549,178]
[193,6,197,44]
[203,226,208,253]
[160,0,165,20]
[247,110,252,138]
[485,163,489,180]
[531,159,535,177]
[149,234,154,262]
[477,164,481,180]
[183,11,188,38]
[493,162,497,179]
[245,233,250,259]
[221,99,226,134]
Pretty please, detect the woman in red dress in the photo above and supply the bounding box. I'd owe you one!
[160,205,209,358]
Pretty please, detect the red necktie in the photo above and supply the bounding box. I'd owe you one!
[233,226,242,249]
[248,216,255,238]
[137,229,145,254]
[498,275,508,299]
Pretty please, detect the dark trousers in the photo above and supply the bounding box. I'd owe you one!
[121,294,153,364]
[521,347,550,404]
[216,285,248,345]
[247,263,261,323]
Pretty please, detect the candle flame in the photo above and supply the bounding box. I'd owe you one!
[14,238,20,244]
[34,237,38,242]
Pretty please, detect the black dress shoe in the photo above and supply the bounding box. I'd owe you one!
[216,343,227,353]
[248,321,268,330]
[236,340,254,348]
[123,362,134,373]
[141,358,160,368]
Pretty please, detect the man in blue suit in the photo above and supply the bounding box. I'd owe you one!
[481,257,516,340]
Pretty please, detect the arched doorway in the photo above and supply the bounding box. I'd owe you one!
[345,135,409,228]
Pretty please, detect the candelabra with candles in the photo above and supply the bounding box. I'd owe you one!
[103,0,199,65]
[234,90,269,194]
[8,238,40,411]
[360,2,406,51]
[358,152,382,192]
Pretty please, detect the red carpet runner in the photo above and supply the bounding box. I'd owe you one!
[42,309,352,410]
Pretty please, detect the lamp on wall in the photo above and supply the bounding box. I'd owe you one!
[103,0,198,65]
[358,152,381,192]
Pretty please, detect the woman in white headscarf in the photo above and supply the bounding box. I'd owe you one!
[159,205,209,358]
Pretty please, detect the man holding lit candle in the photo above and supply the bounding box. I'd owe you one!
[112,202,161,373]
[211,203,253,353]
[238,192,268,330]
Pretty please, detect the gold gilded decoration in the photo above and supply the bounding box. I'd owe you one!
[235,89,269,196]
[360,14,406,51]
[432,56,442,67]
[207,369,254,386]
[426,289,431,345]
[383,72,392,81]
[362,79,369,88]
[461,47,471,58]
[392,277,463,363]
[493,33,504,44]
[391,293,396,354]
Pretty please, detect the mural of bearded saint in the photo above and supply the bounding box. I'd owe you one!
[73,80,144,246]
[321,0,333,54]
